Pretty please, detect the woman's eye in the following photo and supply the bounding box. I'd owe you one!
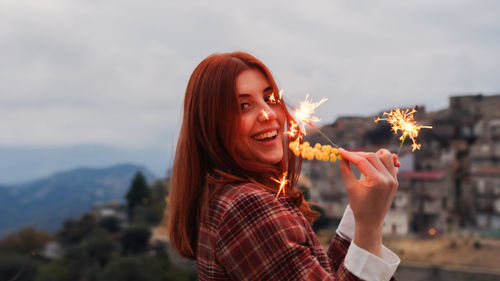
[240,102,250,111]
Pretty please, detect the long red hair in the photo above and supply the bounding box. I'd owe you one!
[168,52,318,260]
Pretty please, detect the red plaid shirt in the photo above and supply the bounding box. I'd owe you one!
[197,183,373,280]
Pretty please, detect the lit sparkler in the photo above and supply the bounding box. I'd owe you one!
[273,92,340,200]
[272,172,289,201]
[286,94,339,148]
[374,107,432,152]
[292,94,328,136]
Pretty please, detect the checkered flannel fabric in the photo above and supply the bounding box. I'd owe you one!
[196,183,375,280]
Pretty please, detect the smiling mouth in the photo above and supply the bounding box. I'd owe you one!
[253,130,278,142]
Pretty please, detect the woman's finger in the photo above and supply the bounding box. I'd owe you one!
[375,149,399,178]
[339,158,357,188]
[339,149,379,179]
[358,151,391,176]
[393,154,401,168]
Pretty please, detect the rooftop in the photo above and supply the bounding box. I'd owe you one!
[399,170,446,180]
[472,165,500,177]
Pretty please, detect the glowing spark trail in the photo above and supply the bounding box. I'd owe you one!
[272,172,289,201]
[285,93,339,148]
[261,110,270,121]
[269,90,283,104]
[286,121,300,138]
[374,107,432,152]
[292,94,328,136]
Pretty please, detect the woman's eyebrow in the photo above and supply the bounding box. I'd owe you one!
[238,86,272,97]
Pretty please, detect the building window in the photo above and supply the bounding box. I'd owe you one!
[477,179,485,195]
[494,184,500,196]
[481,144,489,152]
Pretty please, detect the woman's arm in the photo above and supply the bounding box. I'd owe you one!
[335,148,401,281]
[339,148,399,257]
[331,206,400,281]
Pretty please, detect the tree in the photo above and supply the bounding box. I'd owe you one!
[57,214,96,246]
[120,225,151,255]
[98,255,196,281]
[149,179,167,205]
[129,179,167,226]
[83,230,117,267]
[62,230,117,280]
[0,254,39,281]
[97,256,165,281]
[125,172,150,221]
[35,261,68,281]
[0,227,52,258]
[131,205,163,226]
[99,217,121,233]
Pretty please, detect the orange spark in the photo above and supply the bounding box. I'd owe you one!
[261,110,270,121]
[269,90,283,104]
[375,107,432,151]
[269,93,277,104]
[272,172,289,201]
[286,120,300,138]
[292,94,327,136]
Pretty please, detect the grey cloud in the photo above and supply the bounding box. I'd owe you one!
[1,0,500,148]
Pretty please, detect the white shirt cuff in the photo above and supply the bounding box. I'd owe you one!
[336,205,400,281]
[336,204,355,240]
[344,242,400,281]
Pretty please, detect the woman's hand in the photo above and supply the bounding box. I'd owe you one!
[339,148,399,257]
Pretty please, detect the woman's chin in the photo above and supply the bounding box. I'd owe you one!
[256,151,283,165]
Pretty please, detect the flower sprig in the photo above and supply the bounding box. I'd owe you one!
[288,140,342,163]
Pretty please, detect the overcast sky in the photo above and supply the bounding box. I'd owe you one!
[2,0,500,152]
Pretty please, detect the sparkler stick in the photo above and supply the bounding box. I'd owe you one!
[374,107,432,154]
[312,127,340,148]
[397,135,406,155]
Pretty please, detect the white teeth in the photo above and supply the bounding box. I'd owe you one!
[254,130,277,140]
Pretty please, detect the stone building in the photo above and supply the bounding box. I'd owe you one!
[399,170,455,235]
[469,113,500,232]
[300,93,500,235]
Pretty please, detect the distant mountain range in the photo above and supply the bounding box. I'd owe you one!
[0,144,172,184]
[0,164,157,237]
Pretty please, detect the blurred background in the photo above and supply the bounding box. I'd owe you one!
[1,0,500,280]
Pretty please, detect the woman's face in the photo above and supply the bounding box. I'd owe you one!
[234,69,285,164]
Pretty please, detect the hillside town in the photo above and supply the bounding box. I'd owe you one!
[301,93,500,238]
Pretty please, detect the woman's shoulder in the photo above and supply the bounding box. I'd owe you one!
[210,183,310,247]
[213,182,275,209]
[204,183,277,229]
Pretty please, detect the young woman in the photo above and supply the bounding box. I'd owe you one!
[168,51,401,280]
